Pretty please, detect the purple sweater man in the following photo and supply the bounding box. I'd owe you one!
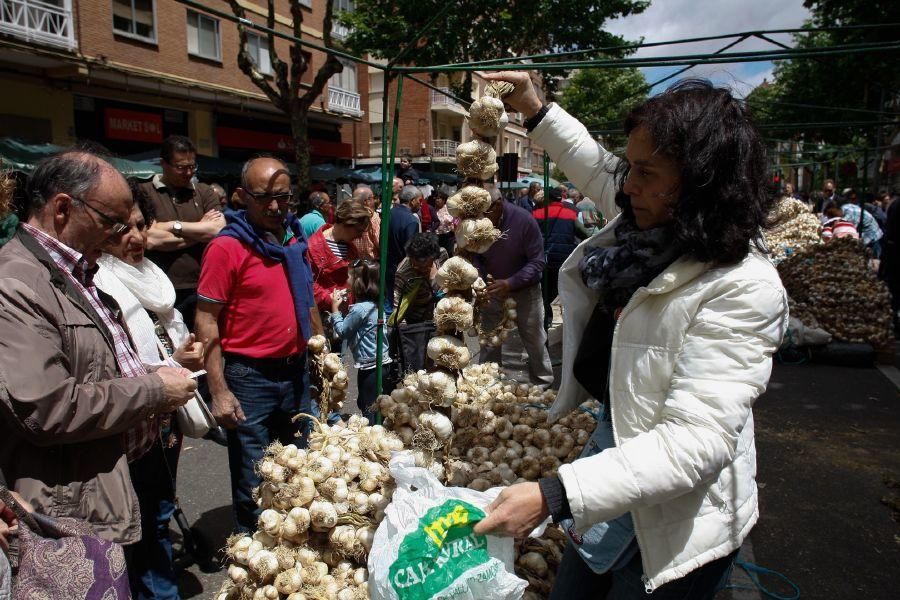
[474,198,554,387]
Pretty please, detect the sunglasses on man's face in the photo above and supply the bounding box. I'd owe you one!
[243,190,294,204]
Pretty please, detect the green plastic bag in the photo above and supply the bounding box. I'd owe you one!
[369,454,527,600]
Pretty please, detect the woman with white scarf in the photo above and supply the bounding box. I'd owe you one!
[94,189,204,600]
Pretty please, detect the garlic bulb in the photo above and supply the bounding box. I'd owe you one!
[456,218,502,254]
[307,334,328,354]
[322,353,343,376]
[455,139,498,180]
[433,296,475,333]
[468,95,509,138]
[446,186,493,218]
[427,335,471,370]
[434,256,479,291]
[418,410,454,441]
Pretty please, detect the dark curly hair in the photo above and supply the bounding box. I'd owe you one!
[615,79,774,265]
[127,177,157,224]
[405,232,441,260]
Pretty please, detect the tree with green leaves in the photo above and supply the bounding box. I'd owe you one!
[745,0,900,190]
[341,0,650,102]
[227,0,345,192]
[557,66,647,148]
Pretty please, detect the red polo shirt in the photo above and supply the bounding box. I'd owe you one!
[198,236,304,358]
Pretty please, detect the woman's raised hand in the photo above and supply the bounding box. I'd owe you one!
[482,71,545,119]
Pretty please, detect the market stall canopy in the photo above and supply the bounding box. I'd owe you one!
[422,172,460,185]
[500,174,561,190]
[351,167,460,186]
[350,166,387,184]
[126,151,242,180]
[0,138,161,179]
[310,163,355,182]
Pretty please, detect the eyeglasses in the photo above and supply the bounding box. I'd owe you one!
[243,190,294,204]
[350,259,374,267]
[72,197,129,235]
[167,162,197,172]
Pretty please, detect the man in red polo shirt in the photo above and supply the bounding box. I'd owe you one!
[195,157,322,533]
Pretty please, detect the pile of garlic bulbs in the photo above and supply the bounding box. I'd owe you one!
[307,334,349,417]
[777,236,893,347]
[379,362,599,598]
[216,416,402,600]
[518,527,568,600]
[764,197,823,264]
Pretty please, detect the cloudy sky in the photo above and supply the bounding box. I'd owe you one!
[605,0,812,97]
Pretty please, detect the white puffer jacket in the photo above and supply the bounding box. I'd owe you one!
[532,104,789,590]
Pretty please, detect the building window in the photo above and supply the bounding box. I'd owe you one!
[187,10,221,61]
[113,0,156,42]
[246,33,272,75]
[331,59,357,93]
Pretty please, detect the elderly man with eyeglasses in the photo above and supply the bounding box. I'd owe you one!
[195,156,323,534]
[0,151,198,546]
[139,135,224,332]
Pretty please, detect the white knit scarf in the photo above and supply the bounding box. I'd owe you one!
[94,254,189,367]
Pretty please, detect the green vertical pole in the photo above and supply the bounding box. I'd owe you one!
[375,72,405,421]
[375,70,392,421]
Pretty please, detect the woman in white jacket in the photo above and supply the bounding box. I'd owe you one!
[474,73,788,598]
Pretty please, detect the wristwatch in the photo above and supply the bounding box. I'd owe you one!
[172,220,183,237]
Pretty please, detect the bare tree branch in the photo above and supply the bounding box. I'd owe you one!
[266,0,289,100]
[288,0,307,104]
[227,0,284,110]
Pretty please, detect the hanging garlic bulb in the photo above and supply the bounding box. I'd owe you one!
[455,139,498,180]
[446,186,493,218]
[468,95,509,138]
[435,256,480,292]
[456,218,502,253]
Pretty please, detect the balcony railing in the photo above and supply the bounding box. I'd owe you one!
[0,0,75,50]
[328,86,363,117]
[431,87,462,109]
[432,139,459,158]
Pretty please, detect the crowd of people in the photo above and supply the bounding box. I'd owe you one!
[0,76,897,600]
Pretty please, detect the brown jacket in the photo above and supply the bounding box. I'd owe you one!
[0,230,166,544]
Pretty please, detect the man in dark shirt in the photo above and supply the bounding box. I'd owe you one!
[397,155,421,185]
[141,136,224,331]
[475,192,553,388]
[386,185,422,313]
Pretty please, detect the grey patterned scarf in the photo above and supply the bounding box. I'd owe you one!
[578,217,681,312]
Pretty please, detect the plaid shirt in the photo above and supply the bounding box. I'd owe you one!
[351,209,380,259]
[22,224,157,461]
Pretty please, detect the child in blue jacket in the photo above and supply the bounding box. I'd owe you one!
[330,260,393,423]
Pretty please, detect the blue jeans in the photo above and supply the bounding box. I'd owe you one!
[550,543,738,600]
[126,437,181,600]
[224,352,315,533]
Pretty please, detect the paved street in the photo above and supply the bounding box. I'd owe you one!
[171,329,900,599]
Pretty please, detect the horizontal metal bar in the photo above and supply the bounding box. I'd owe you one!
[395,40,900,73]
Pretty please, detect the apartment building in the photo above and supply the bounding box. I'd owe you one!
[0,0,363,163]
[0,0,542,178]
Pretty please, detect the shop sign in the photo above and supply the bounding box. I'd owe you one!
[217,126,295,152]
[217,126,352,158]
[104,108,164,143]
